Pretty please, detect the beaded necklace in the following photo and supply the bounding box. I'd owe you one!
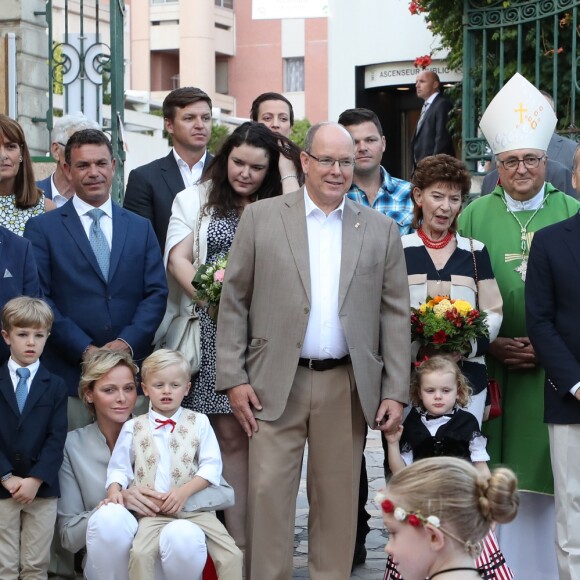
[417,227,453,250]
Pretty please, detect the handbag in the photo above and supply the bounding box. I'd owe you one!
[154,193,204,374]
[487,378,502,420]
[155,306,201,375]
[470,238,502,420]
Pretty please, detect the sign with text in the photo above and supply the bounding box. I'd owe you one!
[252,0,328,20]
[365,61,462,88]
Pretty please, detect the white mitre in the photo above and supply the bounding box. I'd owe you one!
[479,72,556,155]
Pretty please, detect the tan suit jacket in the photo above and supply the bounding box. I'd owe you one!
[216,189,411,425]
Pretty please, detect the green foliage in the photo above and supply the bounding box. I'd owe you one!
[208,123,231,154]
[289,118,311,149]
[413,0,580,137]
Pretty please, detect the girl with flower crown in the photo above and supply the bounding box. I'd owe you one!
[377,457,519,580]
[383,356,513,580]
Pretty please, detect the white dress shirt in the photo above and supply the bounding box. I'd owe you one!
[106,407,223,512]
[72,195,113,249]
[8,357,40,393]
[49,174,70,208]
[300,189,349,360]
[173,149,207,188]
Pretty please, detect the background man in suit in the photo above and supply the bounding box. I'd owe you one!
[24,129,167,429]
[36,113,100,208]
[411,70,455,169]
[526,209,580,580]
[0,226,41,365]
[123,87,214,252]
[216,123,410,579]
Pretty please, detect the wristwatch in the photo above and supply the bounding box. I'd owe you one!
[1,472,12,482]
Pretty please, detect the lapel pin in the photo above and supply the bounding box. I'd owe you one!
[355,222,360,229]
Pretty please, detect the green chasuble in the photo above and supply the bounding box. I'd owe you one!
[458,183,580,493]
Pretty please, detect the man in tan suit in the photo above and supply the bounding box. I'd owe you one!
[216,123,411,579]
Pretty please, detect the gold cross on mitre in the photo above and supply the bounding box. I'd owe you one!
[514,102,528,124]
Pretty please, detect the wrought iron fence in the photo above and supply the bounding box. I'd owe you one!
[34,0,125,200]
[461,0,580,170]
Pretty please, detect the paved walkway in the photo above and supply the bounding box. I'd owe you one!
[292,428,388,579]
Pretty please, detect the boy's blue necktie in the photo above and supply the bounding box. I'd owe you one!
[15,367,30,413]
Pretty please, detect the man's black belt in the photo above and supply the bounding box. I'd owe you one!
[298,355,351,372]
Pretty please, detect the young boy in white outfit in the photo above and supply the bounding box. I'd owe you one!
[105,349,242,580]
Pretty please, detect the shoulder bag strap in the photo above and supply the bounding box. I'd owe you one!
[469,237,479,310]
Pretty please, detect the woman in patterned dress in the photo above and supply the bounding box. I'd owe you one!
[163,122,302,551]
[0,115,55,235]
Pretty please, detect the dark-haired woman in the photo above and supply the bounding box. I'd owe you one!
[402,154,503,424]
[159,121,302,551]
[0,115,55,235]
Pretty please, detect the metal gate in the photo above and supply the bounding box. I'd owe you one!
[461,0,580,170]
[33,0,125,200]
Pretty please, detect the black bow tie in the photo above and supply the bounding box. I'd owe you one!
[424,412,454,421]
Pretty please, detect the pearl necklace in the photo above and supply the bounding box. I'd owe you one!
[417,227,453,250]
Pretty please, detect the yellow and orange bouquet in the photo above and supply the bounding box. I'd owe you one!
[410,295,489,353]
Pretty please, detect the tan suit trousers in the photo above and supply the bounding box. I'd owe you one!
[0,496,57,580]
[129,511,243,580]
[246,364,366,580]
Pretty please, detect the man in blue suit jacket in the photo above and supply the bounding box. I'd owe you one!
[0,227,41,365]
[123,87,214,253]
[526,211,580,578]
[24,130,168,424]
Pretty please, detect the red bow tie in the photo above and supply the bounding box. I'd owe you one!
[154,418,176,433]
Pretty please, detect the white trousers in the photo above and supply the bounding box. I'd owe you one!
[495,491,557,580]
[549,423,580,580]
[85,504,207,580]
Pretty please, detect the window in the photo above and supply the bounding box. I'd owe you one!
[171,75,180,90]
[151,0,178,4]
[284,58,304,92]
[215,0,233,8]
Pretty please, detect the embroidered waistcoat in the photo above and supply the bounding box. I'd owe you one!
[132,410,200,489]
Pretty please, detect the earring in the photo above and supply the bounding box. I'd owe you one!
[19,156,22,162]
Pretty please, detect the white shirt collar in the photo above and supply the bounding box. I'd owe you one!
[173,148,207,170]
[8,357,40,376]
[72,195,113,218]
[504,184,546,211]
[50,174,71,208]
[8,357,40,389]
[424,92,440,106]
[303,188,345,219]
[148,405,183,425]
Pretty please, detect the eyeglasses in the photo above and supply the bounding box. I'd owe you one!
[496,155,546,170]
[305,152,355,169]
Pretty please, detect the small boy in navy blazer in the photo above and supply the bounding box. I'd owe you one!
[0,297,67,579]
